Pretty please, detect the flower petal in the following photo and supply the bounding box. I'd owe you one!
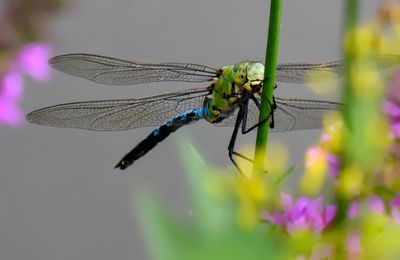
[2,71,23,100]
[369,196,385,214]
[18,43,51,81]
[348,201,360,219]
[0,98,23,126]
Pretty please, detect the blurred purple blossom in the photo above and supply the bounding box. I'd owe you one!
[346,196,385,220]
[346,232,362,259]
[17,43,51,81]
[0,72,23,125]
[2,72,23,100]
[384,70,400,139]
[368,196,385,214]
[262,193,336,234]
[0,43,51,126]
[348,201,360,219]
[390,195,400,224]
[326,153,339,177]
[0,97,23,125]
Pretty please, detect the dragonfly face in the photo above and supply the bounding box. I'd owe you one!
[246,62,264,86]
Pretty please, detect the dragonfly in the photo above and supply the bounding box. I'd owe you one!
[26,53,368,172]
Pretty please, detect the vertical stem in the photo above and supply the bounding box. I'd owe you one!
[342,0,359,133]
[342,0,361,170]
[333,0,359,238]
[252,0,283,175]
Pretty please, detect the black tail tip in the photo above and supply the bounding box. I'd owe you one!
[114,159,132,170]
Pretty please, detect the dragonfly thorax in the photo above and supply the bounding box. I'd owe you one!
[220,62,264,85]
[204,62,265,123]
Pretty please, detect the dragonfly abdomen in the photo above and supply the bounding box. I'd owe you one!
[115,108,205,169]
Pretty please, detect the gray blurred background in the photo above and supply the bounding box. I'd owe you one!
[0,1,387,259]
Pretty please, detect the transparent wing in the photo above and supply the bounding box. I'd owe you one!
[276,61,343,83]
[276,54,400,83]
[49,54,218,85]
[26,88,209,131]
[216,97,341,132]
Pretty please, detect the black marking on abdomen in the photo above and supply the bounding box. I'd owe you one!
[115,108,204,170]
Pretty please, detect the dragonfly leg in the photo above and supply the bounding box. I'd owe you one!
[228,100,269,174]
[228,106,247,174]
[270,96,277,128]
[225,101,255,163]
[241,95,276,134]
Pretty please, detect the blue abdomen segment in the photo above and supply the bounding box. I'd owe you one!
[115,108,205,169]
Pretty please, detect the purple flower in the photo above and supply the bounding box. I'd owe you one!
[326,153,340,177]
[0,99,22,126]
[384,99,400,138]
[0,72,23,125]
[2,72,23,100]
[0,43,51,126]
[17,43,51,81]
[346,232,362,258]
[384,70,400,139]
[368,196,385,214]
[347,196,385,219]
[390,194,400,224]
[347,201,360,219]
[262,193,336,234]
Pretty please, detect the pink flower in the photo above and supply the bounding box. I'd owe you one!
[368,196,385,214]
[326,153,340,177]
[2,72,23,100]
[384,99,400,138]
[0,72,23,125]
[17,43,51,81]
[0,43,51,126]
[390,195,400,224]
[0,98,23,125]
[262,193,336,234]
[346,232,362,259]
[346,196,385,220]
[347,201,360,219]
[384,70,400,139]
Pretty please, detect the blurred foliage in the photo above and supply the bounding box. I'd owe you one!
[137,145,284,260]
[137,2,400,260]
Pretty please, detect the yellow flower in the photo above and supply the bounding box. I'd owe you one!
[301,147,327,196]
[234,173,268,228]
[337,165,364,198]
[321,112,343,153]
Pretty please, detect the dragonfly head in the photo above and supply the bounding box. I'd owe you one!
[247,62,264,87]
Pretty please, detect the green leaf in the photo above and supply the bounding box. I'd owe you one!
[136,144,284,260]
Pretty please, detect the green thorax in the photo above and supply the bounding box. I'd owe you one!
[204,61,265,123]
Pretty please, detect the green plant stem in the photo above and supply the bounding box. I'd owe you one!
[342,0,359,135]
[252,0,283,175]
[333,0,359,228]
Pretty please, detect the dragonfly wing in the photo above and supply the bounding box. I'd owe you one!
[276,61,343,83]
[26,88,209,131]
[216,97,341,132]
[271,98,340,132]
[49,54,218,85]
[275,54,400,83]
